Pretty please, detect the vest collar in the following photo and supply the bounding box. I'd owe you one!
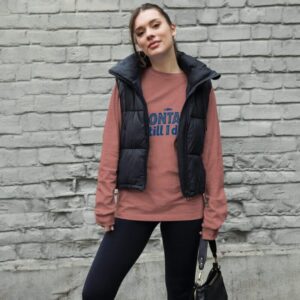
[108,50,221,97]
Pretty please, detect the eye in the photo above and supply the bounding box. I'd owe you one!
[153,23,160,28]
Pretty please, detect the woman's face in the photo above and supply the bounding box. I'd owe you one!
[133,9,176,58]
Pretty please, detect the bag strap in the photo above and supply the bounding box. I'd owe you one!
[197,239,217,270]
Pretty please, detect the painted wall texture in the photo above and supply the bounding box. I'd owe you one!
[0,0,299,299]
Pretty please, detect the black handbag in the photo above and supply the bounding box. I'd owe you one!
[193,238,228,300]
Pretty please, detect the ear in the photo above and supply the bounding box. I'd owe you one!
[170,23,176,37]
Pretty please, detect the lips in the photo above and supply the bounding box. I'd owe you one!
[148,41,160,48]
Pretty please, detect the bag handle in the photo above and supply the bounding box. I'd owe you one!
[197,239,218,270]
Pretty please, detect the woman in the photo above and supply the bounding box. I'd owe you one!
[82,3,227,300]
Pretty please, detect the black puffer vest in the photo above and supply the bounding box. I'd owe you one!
[108,51,221,198]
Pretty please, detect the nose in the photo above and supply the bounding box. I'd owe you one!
[145,28,155,40]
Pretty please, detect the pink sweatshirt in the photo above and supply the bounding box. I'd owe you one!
[95,66,227,240]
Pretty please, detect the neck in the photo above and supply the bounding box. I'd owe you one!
[148,47,182,74]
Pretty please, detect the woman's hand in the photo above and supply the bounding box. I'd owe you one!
[103,225,114,232]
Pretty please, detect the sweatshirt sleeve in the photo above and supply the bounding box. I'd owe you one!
[94,82,121,227]
[201,87,228,240]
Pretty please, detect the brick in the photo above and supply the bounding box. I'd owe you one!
[219,106,240,121]
[24,79,68,95]
[80,94,110,111]
[251,89,273,104]
[222,218,254,232]
[248,0,286,5]
[39,148,78,164]
[209,25,251,41]
[89,78,114,94]
[253,58,286,72]
[20,113,51,131]
[110,12,131,28]
[0,100,16,115]
[282,7,300,24]
[241,41,271,56]
[209,58,252,73]
[273,121,300,135]
[69,80,90,95]
[70,112,92,128]
[254,183,299,201]
[247,231,272,245]
[7,0,27,13]
[79,128,103,144]
[60,0,75,12]
[27,30,77,46]
[272,229,300,244]
[283,74,300,88]
[240,8,261,23]
[206,0,226,7]
[16,15,47,28]
[286,58,300,72]
[89,46,111,62]
[32,63,80,79]
[17,149,38,167]
[50,114,70,130]
[283,104,300,119]
[0,64,17,81]
[77,0,119,11]
[226,0,246,7]
[179,44,198,57]
[254,215,300,229]
[251,24,272,39]
[0,115,21,134]
[0,246,17,261]
[239,74,282,89]
[161,0,205,8]
[272,40,300,56]
[0,30,28,46]
[175,10,197,26]
[244,200,298,216]
[259,7,282,23]
[222,137,297,154]
[198,42,219,57]
[16,65,31,81]
[111,45,135,60]
[242,105,282,120]
[0,149,18,168]
[67,47,89,62]
[220,42,240,56]
[274,89,299,103]
[197,9,218,24]
[48,13,110,29]
[219,8,239,24]
[218,75,239,89]
[27,0,59,13]
[78,29,121,45]
[18,243,43,259]
[272,25,293,39]
[81,63,113,78]
[176,27,208,41]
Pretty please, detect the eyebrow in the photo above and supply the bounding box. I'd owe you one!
[134,18,161,32]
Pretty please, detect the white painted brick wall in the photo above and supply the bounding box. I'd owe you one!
[0,1,299,299]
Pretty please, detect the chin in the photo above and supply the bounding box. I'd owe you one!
[146,46,171,59]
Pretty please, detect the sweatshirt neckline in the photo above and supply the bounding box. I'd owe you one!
[147,66,186,77]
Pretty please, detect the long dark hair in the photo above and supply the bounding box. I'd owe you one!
[129,3,180,68]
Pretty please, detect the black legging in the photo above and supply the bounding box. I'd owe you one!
[82,217,203,300]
